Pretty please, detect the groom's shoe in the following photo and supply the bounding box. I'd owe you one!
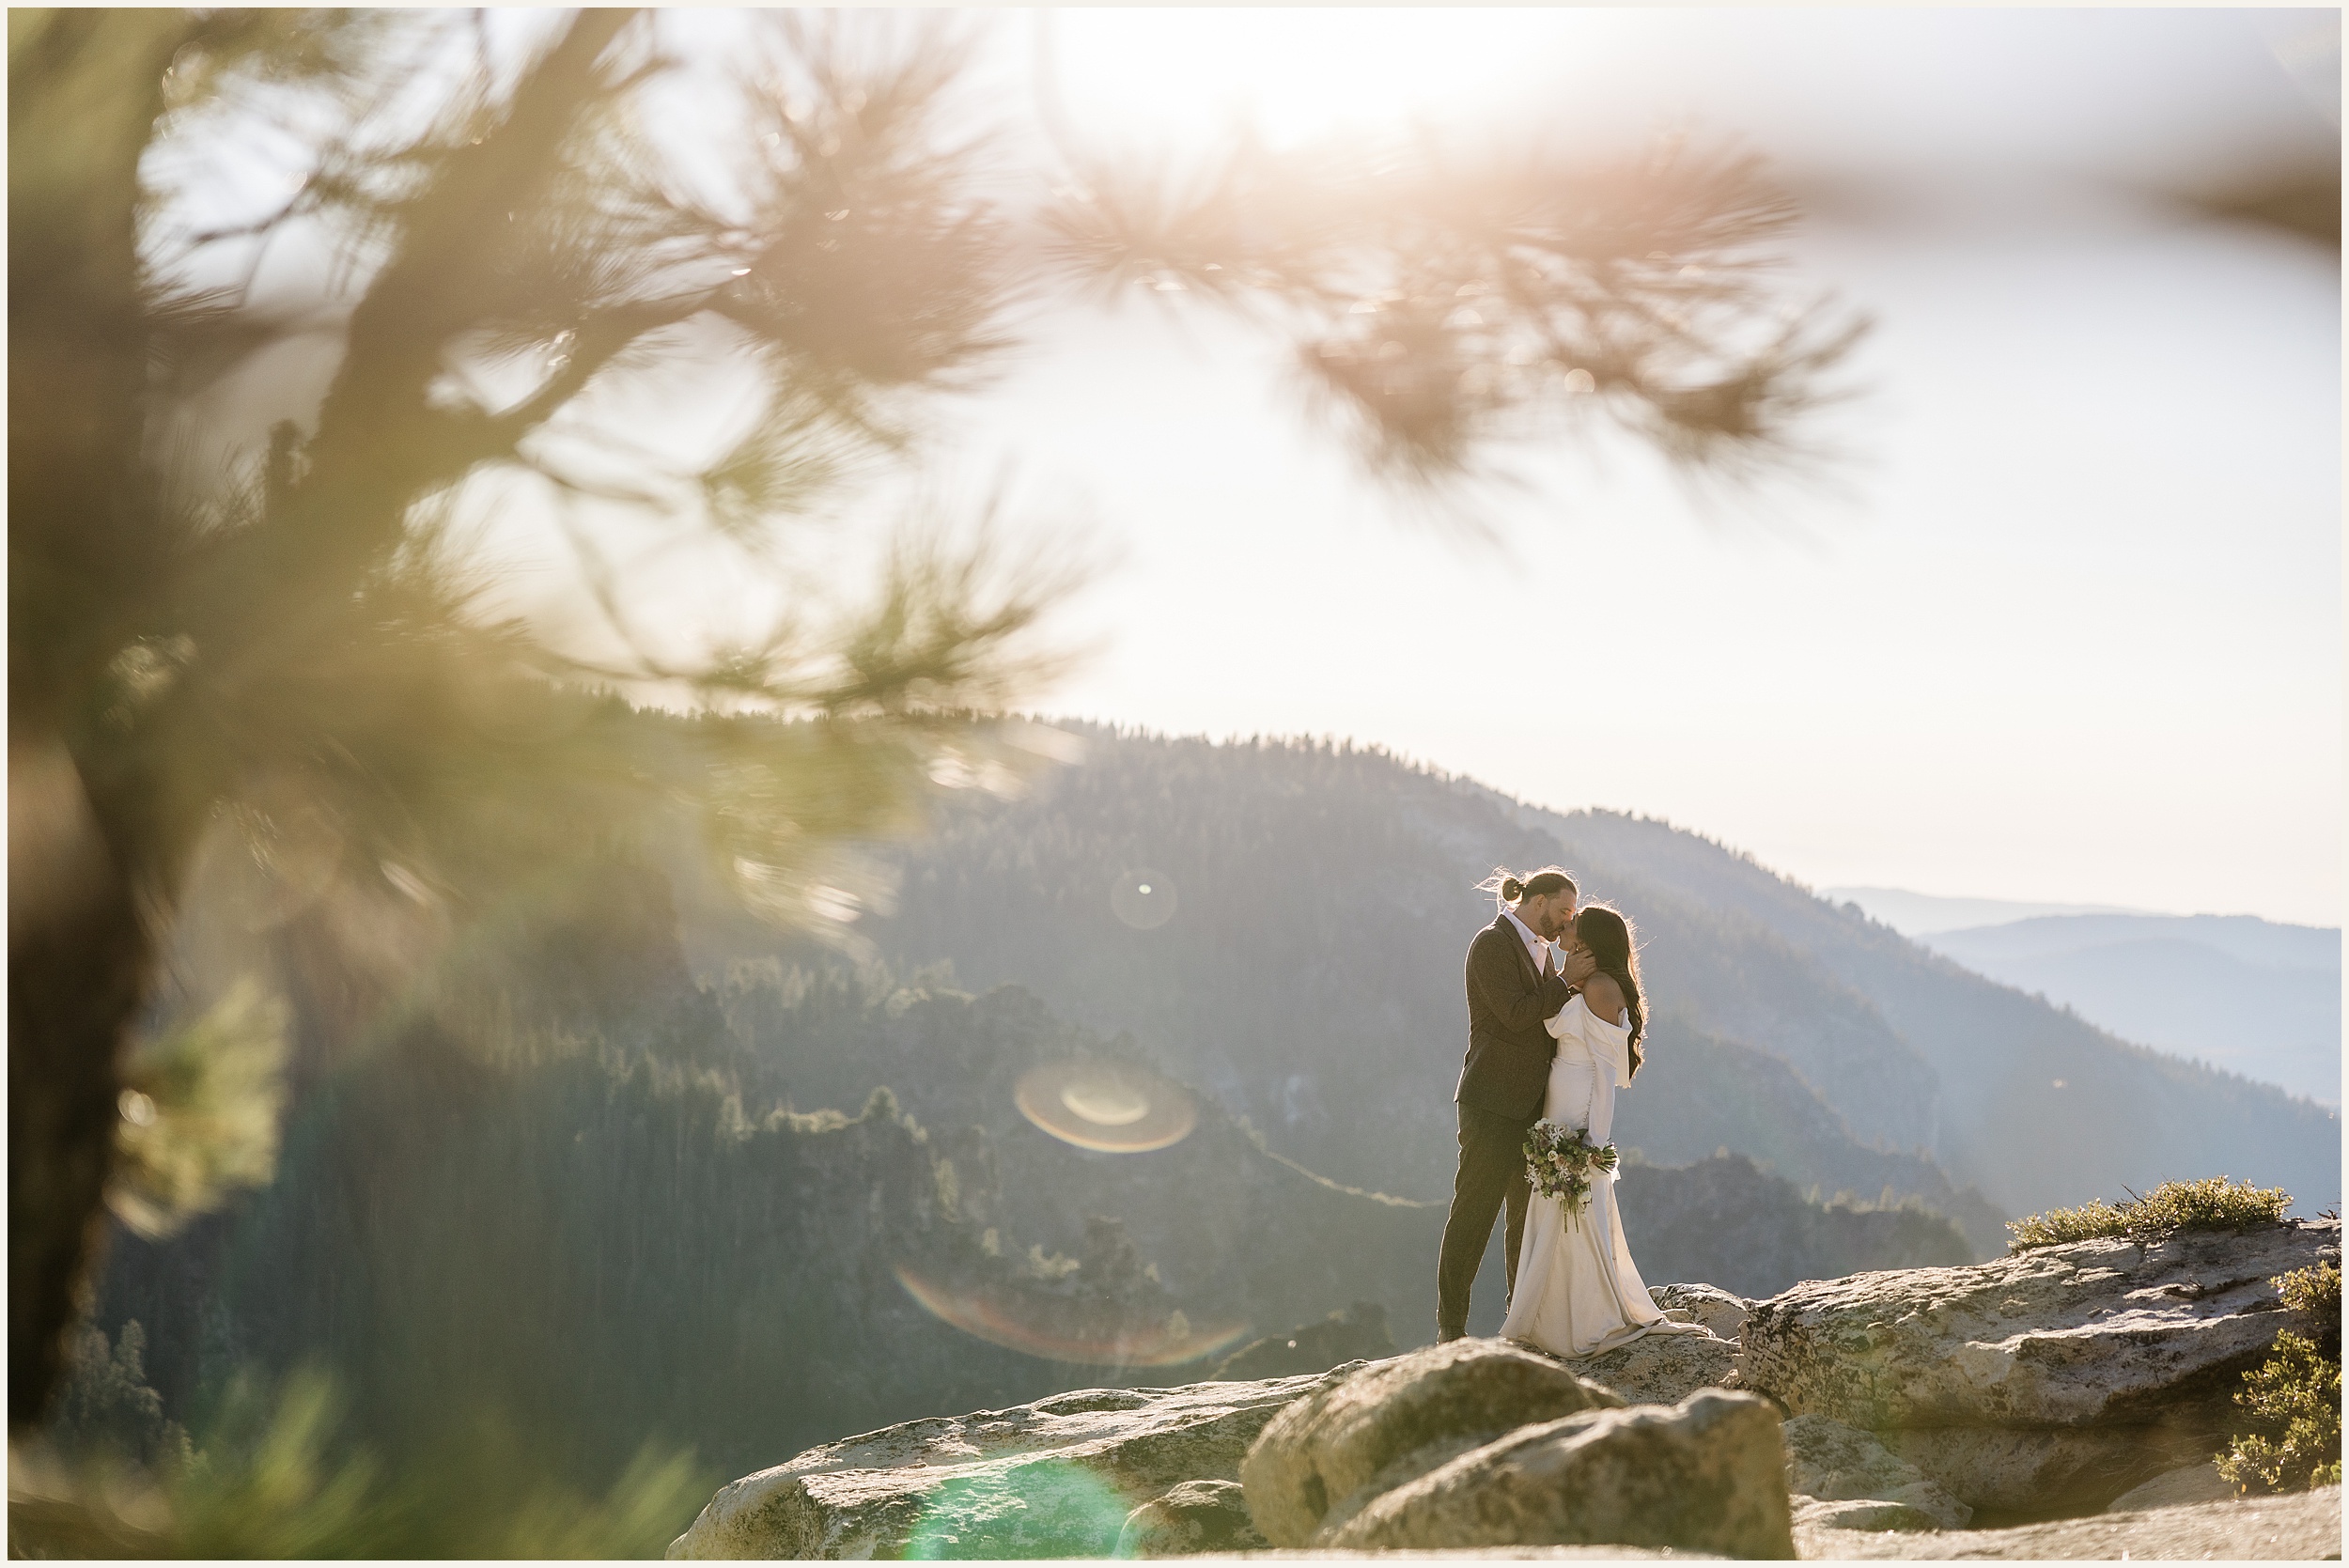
[1436,1326,1467,1343]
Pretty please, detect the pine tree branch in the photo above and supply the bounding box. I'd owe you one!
[283,8,642,576]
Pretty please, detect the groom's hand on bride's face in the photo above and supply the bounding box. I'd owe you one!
[1561,949,1599,986]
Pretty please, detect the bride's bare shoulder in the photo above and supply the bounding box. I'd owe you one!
[1581,971,1626,1023]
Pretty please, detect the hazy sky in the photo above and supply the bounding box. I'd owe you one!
[261,10,2337,928]
[901,8,2340,927]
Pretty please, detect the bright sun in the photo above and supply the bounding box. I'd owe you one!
[1040,10,1602,152]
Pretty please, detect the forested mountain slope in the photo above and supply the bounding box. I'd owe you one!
[1521,800,2341,1218]
[682,733,1978,1234]
[96,967,1965,1489]
[680,728,2336,1233]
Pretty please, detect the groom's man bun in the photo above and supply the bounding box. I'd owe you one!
[1480,865,1577,907]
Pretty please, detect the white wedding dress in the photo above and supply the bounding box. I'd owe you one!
[1498,993,1702,1358]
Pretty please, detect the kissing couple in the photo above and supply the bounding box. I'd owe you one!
[1435,865,1704,1357]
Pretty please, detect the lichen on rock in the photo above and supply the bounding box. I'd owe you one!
[665,1367,1353,1559]
[1782,1412,1971,1530]
[1740,1216,2341,1514]
[1323,1389,1796,1559]
[1112,1479,1265,1557]
[1567,1325,1739,1406]
[1651,1281,1750,1342]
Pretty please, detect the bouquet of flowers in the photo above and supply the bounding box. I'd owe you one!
[1523,1119,1619,1219]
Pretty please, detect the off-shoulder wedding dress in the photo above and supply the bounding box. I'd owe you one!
[1498,993,1703,1357]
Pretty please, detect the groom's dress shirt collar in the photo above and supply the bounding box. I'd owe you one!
[1503,908,1550,973]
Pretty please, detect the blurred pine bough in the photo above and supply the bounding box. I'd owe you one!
[13,1343,710,1559]
[8,0,1859,1461]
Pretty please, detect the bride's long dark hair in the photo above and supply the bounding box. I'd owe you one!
[1574,904,1646,1076]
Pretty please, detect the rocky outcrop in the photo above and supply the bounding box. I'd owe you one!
[1570,1327,1739,1405]
[1796,1483,2340,1560]
[667,1370,1355,1559]
[1214,1302,1396,1382]
[2102,1462,2233,1514]
[1872,1425,2201,1516]
[1652,1281,1750,1342]
[1740,1217,2341,1514]
[1321,1390,1796,1559]
[1239,1339,1623,1547]
[1782,1414,1972,1530]
[676,1211,2332,1560]
[1113,1480,1266,1556]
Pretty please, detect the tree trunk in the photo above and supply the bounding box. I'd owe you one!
[8,10,184,1432]
[7,737,155,1428]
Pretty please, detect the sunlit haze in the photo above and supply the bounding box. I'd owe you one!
[303,9,2339,927]
[19,16,2341,1544]
[937,8,2340,927]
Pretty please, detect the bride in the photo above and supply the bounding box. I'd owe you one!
[1499,902,1703,1358]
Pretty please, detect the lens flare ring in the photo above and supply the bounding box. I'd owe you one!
[1110,868,1177,930]
[894,1265,1250,1369]
[1016,1060,1196,1153]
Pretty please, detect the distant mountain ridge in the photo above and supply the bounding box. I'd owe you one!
[1930,911,2341,973]
[677,728,2339,1235]
[1919,913,2340,1107]
[1824,886,2144,935]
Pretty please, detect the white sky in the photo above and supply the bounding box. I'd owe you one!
[898,8,2340,927]
[202,9,2338,927]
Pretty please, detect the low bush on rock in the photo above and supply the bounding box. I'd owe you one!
[2217,1261,2342,1495]
[2005,1176,2291,1251]
[2278,1262,2342,1357]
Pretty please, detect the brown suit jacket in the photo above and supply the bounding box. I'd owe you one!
[1455,912,1575,1122]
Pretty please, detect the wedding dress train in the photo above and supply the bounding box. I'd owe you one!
[1497,993,1703,1358]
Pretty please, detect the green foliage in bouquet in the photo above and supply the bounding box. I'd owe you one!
[2004,1176,2291,1252]
[1524,1120,1619,1219]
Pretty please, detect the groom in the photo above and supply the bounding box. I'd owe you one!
[1436,866,1595,1342]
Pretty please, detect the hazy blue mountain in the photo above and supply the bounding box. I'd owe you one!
[1824,886,2140,935]
[1928,912,2341,974]
[1919,914,2341,1107]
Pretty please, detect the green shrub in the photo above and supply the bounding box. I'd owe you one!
[2217,1332,2342,1495]
[2005,1176,2291,1251]
[2278,1262,2342,1360]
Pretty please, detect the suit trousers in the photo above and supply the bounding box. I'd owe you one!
[1435,1101,1534,1335]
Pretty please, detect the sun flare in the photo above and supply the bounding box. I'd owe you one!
[1041,10,1599,151]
